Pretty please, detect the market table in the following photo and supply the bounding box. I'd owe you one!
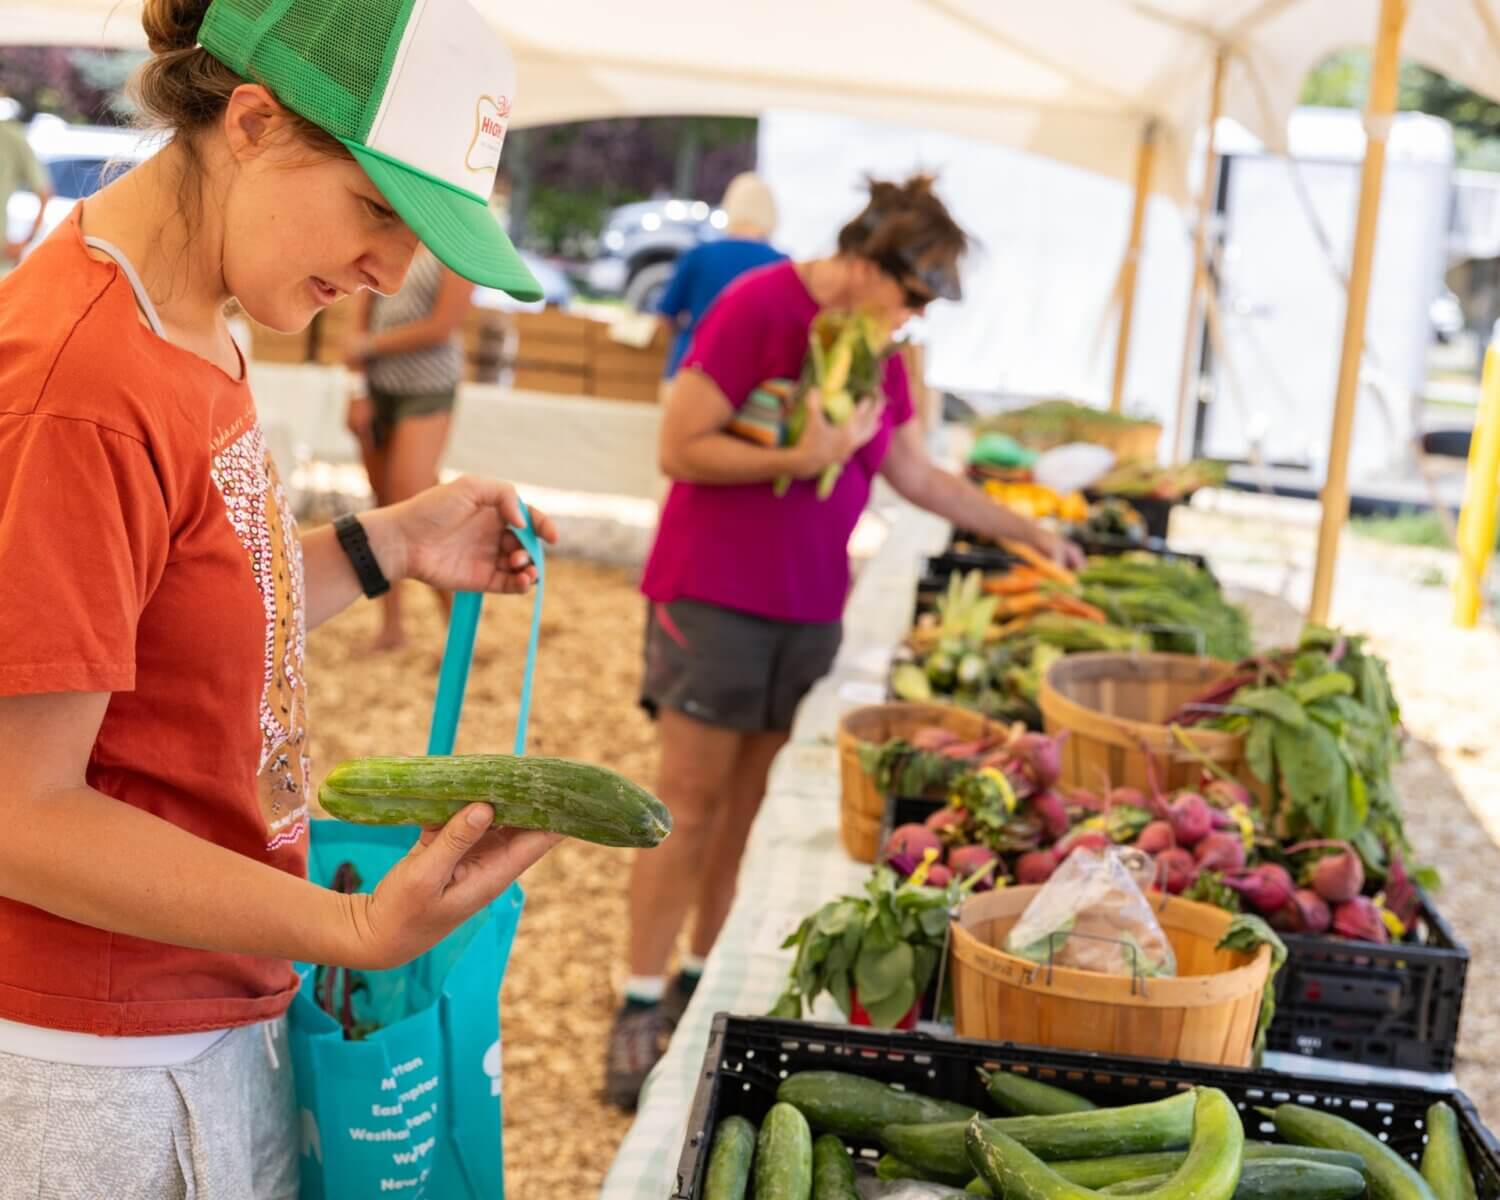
[596,491,1457,1200]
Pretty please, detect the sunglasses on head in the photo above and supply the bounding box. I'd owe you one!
[873,248,961,309]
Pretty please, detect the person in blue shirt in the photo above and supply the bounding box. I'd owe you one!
[656,172,785,378]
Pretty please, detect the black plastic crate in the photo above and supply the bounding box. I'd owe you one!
[1269,891,1469,1074]
[1084,491,1176,540]
[672,1015,1500,1199]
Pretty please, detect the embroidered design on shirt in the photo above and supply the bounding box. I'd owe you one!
[210,423,310,852]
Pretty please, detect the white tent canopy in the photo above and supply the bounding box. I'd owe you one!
[12,1,1500,203]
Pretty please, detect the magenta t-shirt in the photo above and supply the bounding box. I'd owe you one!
[640,261,913,624]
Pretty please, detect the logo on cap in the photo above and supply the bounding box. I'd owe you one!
[466,94,511,174]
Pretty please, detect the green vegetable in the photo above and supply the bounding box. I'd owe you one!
[964,1144,1366,1195]
[811,1134,859,1200]
[776,1071,977,1141]
[890,663,933,702]
[965,1088,1243,1200]
[1215,914,1288,1065]
[882,1089,1196,1184]
[1101,1158,1366,1199]
[1271,1102,1438,1200]
[981,1069,1096,1116]
[754,1103,813,1200]
[875,1154,929,1182]
[704,1116,756,1200]
[318,754,671,848]
[1420,1102,1479,1200]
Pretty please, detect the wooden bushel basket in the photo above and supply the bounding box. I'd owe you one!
[950,885,1271,1067]
[1039,652,1245,795]
[835,702,1005,863]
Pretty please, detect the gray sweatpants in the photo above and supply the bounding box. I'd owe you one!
[0,1018,298,1200]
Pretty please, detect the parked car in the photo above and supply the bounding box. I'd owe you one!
[585,196,727,311]
[5,116,165,255]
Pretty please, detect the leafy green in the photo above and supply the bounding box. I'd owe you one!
[1216,915,1288,1065]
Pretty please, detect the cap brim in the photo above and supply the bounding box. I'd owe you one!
[345,141,542,302]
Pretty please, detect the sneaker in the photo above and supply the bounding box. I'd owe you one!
[604,1002,676,1111]
[658,972,698,1026]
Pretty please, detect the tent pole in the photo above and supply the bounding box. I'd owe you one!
[1453,322,1500,627]
[1308,0,1409,624]
[1171,47,1228,461]
[1110,119,1159,413]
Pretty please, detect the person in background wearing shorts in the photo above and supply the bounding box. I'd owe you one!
[655,172,785,390]
[344,246,475,649]
[0,1,559,1194]
[605,174,1084,1107]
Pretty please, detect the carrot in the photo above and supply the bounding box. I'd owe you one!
[994,593,1053,618]
[981,568,1043,596]
[1049,593,1109,622]
[989,616,1035,640]
[1000,538,1077,588]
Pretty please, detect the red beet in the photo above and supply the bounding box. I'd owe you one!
[1015,849,1059,885]
[1383,853,1422,929]
[1028,789,1072,842]
[1068,788,1106,813]
[948,845,1001,890]
[910,726,962,753]
[924,806,968,837]
[922,863,954,888]
[1135,820,1176,855]
[1011,732,1066,790]
[1289,840,1365,904]
[1270,888,1333,935]
[1056,830,1111,860]
[1203,779,1252,809]
[1332,896,1389,944]
[1224,863,1294,916]
[1168,793,1214,848]
[1107,786,1147,810]
[1193,832,1247,874]
[884,823,942,863]
[1155,848,1198,894]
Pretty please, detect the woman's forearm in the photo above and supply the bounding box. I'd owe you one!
[914,464,1046,545]
[301,509,407,629]
[662,431,808,486]
[3,783,358,966]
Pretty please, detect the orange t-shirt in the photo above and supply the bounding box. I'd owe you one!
[0,211,312,1035]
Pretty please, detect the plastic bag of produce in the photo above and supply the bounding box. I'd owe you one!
[289,822,524,1200]
[1004,846,1176,977]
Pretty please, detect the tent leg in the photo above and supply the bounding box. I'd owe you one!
[1110,120,1159,414]
[1454,325,1500,627]
[1308,0,1409,625]
[1171,48,1228,462]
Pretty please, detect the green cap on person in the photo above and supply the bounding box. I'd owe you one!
[199,0,541,300]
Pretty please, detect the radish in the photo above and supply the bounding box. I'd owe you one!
[1332,896,1389,944]
[1028,789,1071,842]
[1154,848,1198,894]
[1288,840,1364,904]
[883,823,942,863]
[1056,830,1111,860]
[1135,820,1176,855]
[910,727,962,753]
[924,806,968,838]
[948,845,1001,890]
[1270,888,1332,935]
[1223,864,1294,916]
[1015,849,1058,885]
[923,863,954,888]
[1193,832,1247,874]
[1010,732,1066,790]
[1068,788,1106,813]
[1107,786,1147,810]
[1168,792,1213,848]
[1203,779,1252,810]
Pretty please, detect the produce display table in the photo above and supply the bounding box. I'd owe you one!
[597,491,1457,1199]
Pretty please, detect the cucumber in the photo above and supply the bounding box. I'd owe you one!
[882,1089,1196,1184]
[318,754,672,847]
[1101,1159,1366,1199]
[704,1116,756,1200]
[776,1071,978,1139]
[754,1103,813,1200]
[965,1087,1243,1200]
[811,1134,858,1199]
[1420,1102,1479,1200]
[964,1144,1366,1195]
[982,1068,1096,1116]
[876,1155,929,1182]
[1272,1103,1438,1200]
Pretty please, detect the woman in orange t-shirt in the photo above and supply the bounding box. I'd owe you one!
[0,0,557,1192]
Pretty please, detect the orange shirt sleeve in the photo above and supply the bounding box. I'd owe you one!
[0,413,171,695]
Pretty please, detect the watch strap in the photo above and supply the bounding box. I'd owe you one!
[333,514,391,598]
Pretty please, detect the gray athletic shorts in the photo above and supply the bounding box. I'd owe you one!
[640,599,842,733]
[0,1019,297,1200]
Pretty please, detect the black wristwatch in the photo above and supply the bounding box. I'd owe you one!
[333,514,391,598]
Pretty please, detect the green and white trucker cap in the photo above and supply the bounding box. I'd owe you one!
[199,0,541,300]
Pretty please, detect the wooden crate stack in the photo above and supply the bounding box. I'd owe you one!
[246,320,313,364]
[510,308,668,402]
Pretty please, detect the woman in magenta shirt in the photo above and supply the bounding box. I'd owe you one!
[606,176,1080,1105]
